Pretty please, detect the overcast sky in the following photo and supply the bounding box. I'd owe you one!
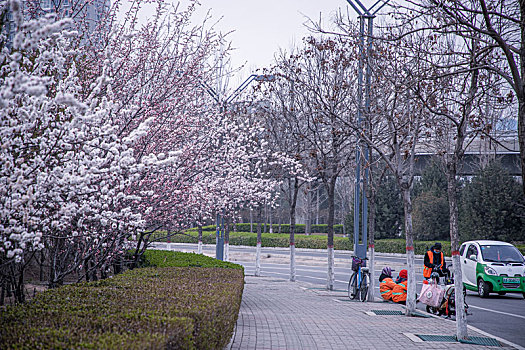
[189,0,366,82]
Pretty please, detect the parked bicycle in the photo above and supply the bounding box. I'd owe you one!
[348,256,369,302]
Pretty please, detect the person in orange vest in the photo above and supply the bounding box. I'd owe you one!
[423,242,448,284]
[379,267,396,301]
[392,269,408,304]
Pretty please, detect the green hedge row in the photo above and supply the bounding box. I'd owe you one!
[201,223,347,234]
[0,251,244,350]
[165,231,459,255]
[141,249,243,270]
[159,230,525,255]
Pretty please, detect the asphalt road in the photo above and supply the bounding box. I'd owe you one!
[151,243,525,347]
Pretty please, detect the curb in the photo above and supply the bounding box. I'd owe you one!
[413,307,524,349]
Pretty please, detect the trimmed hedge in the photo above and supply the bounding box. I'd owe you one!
[1,251,244,350]
[141,249,243,270]
[200,223,346,234]
[160,230,525,255]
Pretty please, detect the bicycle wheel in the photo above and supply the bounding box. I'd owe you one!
[348,272,358,300]
[359,273,369,302]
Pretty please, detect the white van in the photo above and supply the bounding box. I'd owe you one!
[459,240,525,298]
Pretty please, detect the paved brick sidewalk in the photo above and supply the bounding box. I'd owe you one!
[227,275,516,350]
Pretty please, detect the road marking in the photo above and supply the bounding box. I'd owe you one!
[468,305,525,320]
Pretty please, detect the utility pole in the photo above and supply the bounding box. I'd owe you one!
[344,0,388,260]
[344,0,389,301]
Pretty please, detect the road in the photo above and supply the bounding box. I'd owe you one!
[151,243,525,347]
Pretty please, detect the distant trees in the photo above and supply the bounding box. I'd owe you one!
[460,162,525,242]
[373,175,404,239]
[413,162,449,241]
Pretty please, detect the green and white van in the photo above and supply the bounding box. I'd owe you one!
[459,240,525,298]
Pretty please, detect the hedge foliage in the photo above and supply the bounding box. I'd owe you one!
[165,230,463,255]
[1,251,244,350]
[141,249,243,270]
[200,223,346,234]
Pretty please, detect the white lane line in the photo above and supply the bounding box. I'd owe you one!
[468,305,525,320]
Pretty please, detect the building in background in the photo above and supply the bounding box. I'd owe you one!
[1,0,110,47]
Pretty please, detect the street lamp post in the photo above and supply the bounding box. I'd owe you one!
[344,0,388,261]
[202,74,275,261]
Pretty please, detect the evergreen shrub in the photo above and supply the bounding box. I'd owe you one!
[0,251,244,350]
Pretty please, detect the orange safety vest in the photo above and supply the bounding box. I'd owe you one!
[392,281,407,303]
[423,250,444,278]
[380,277,396,301]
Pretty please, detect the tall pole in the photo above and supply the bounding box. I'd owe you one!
[346,0,388,261]
[353,15,365,259]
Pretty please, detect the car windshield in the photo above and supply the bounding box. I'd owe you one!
[480,245,524,263]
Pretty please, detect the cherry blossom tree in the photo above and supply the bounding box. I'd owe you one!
[0,0,150,300]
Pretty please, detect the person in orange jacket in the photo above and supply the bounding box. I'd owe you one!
[392,269,408,304]
[379,267,396,301]
[423,242,448,284]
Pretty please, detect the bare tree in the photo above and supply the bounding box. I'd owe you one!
[271,37,357,290]
[358,30,431,314]
[397,0,524,194]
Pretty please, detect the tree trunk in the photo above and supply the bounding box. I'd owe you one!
[306,188,312,235]
[39,250,45,282]
[326,176,336,291]
[290,177,299,282]
[263,204,267,234]
[224,217,230,262]
[447,162,469,340]
[519,5,525,195]
[278,197,282,234]
[255,206,262,276]
[250,208,253,233]
[269,205,273,233]
[316,186,320,225]
[519,98,525,195]
[401,185,417,315]
[198,224,203,254]
[367,186,377,302]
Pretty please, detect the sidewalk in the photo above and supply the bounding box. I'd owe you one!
[227,275,517,350]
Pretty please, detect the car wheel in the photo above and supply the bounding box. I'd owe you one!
[477,278,490,298]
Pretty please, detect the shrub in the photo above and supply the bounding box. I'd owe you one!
[141,250,243,270]
[1,251,244,350]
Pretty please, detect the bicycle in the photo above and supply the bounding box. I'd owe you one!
[348,256,369,302]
